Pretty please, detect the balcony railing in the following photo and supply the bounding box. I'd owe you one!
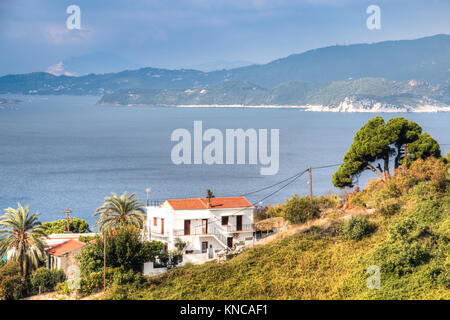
[150,230,170,237]
[173,225,228,247]
[227,223,254,232]
[146,200,165,207]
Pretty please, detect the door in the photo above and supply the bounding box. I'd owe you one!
[227,237,233,248]
[161,218,164,234]
[184,219,191,235]
[201,241,208,253]
[202,219,208,234]
[236,215,243,231]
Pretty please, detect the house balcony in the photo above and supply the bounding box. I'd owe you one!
[227,223,254,233]
[173,225,228,248]
[149,230,170,240]
[146,200,165,207]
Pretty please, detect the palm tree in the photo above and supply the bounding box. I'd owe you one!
[0,203,46,287]
[94,192,145,232]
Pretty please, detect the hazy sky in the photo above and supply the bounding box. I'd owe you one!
[0,0,449,75]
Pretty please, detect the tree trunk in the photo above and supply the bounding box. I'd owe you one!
[394,145,401,169]
[18,252,25,297]
[367,164,384,180]
[383,155,390,180]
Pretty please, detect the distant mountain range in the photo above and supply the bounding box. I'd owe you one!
[1,34,449,111]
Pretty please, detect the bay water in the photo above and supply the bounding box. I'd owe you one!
[1,95,449,227]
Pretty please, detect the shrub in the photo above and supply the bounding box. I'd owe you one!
[55,281,72,296]
[376,199,401,216]
[348,191,367,208]
[317,194,343,210]
[265,204,284,218]
[41,217,91,235]
[409,157,447,192]
[78,225,164,277]
[374,241,431,276]
[79,271,104,296]
[341,216,376,241]
[253,206,270,222]
[283,194,320,224]
[30,268,66,294]
[106,269,145,300]
[0,262,22,300]
[378,180,401,200]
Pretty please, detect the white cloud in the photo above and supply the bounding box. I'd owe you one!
[43,24,93,45]
[46,61,75,76]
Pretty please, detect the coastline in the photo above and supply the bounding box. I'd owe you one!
[97,102,450,113]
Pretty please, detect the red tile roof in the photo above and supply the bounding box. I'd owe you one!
[48,239,86,256]
[165,197,253,210]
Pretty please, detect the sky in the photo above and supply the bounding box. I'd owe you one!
[0,0,449,75]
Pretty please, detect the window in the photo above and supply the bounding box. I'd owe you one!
[202,241,208,253]
[153,217,157,226]
[221,216,229,226]
[184,219,191,235]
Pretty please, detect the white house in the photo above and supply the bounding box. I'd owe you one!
[145,196,255,265]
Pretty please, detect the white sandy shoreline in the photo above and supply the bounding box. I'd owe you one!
[99,103,450,113]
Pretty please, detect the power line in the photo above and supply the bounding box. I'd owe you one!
[252,169,309,205]
[240,169,311,197]
[188,169,309,232]
[311,163,341,169]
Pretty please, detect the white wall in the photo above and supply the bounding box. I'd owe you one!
[147,205,254,254]
[143,262,168,277]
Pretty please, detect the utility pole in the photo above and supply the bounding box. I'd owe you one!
[146,188,151,207]
[103,231,106,292]
[146,188,151,241]
[404,144,408,169]
[309,167,313,213]
[63,208,72,233]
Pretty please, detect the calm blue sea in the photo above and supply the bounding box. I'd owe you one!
[1,95,449,227]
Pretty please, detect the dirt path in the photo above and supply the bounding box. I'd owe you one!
[250,207,374,247]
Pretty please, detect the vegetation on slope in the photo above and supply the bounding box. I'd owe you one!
[98,78,450,109]
[105,156,449,300]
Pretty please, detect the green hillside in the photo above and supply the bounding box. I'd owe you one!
[106,157,450,300]
[98,78,450,110]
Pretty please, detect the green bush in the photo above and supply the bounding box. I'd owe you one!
[30,268,66,294]
[317,195,342,209]
[41,217,91,235]
[106,269,146,300]
[79,271,104,296]
[78,226,164,278]
[376,199,401,216]
[0,262,22,300]
[283,194,320,224]
[374,241,431,276]
[341,216,376,241]
[55,281,72,296]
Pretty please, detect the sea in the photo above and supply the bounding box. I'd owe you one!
[1,94,449,227]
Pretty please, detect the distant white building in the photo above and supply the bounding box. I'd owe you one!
[145,196,255,265]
